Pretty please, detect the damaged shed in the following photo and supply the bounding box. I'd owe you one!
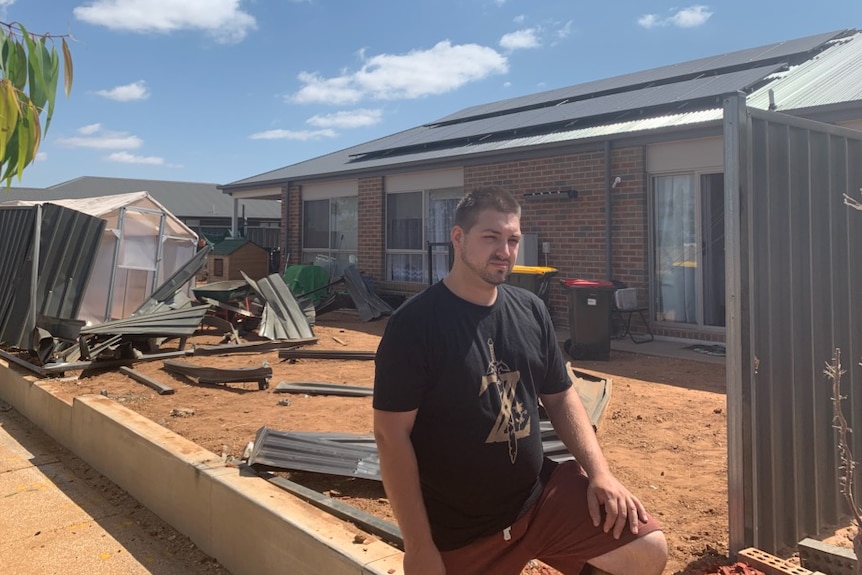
[3,191,199,325]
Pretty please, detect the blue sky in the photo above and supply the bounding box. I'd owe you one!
[4,0,862,188]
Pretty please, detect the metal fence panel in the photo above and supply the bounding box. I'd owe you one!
[0,204,105,349]
[725,95,862,553]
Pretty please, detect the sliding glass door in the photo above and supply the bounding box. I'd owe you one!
[653,173,725,328]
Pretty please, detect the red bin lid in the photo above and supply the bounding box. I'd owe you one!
[562,278,615,288]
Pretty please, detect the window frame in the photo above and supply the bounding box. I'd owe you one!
[384,187,462,283]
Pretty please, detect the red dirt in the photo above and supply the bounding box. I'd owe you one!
[30,309,848,574]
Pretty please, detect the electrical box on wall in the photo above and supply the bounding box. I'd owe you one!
[516,233,538,266]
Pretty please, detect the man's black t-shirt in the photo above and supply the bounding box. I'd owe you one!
[373,282,571,551]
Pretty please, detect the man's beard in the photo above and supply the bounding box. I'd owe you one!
[460,251,511,285]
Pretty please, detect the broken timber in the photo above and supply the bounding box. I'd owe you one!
[163,358,272,390]
[119,366,174,395]
[278,349,376,361]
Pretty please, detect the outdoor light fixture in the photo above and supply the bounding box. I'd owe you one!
[522,189,579,200]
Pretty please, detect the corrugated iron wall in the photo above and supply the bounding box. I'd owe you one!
[725,94,862,554]
[0,204,105,349]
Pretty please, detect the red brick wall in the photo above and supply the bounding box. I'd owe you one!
[282,184,302,268]
[464,146,648,328]
[358,177,385,286]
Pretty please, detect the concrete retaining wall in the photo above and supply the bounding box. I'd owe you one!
[0,361,403,575]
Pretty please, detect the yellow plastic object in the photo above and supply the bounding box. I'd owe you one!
[511,265,558,275]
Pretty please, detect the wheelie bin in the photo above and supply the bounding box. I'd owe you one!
[560,278,615,360]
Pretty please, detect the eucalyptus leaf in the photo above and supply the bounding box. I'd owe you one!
[61,38,72,97]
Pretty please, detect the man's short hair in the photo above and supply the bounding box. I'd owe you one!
[454,187,521,232]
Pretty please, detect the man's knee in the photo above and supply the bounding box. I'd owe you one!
[588,530,668,575]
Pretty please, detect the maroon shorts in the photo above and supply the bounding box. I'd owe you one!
[439,460,662,575]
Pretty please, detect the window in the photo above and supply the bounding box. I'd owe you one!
[213,257,224,278]
[386,188,461,283]
[652,173,725,328]
[302,196,358,276]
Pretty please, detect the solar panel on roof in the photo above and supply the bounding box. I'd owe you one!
[431,29,845,126]
[351,63,782,157]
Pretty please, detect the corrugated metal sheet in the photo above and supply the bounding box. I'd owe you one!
[243,272,315,341]
[434,29,845,125]
[0,204,105,349]
[80,305,210,336]
[724,98,862,554]
[747,34,862,110]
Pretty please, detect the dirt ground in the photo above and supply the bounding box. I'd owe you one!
[27,308,849,575]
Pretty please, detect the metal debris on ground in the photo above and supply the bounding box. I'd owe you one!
[277,349,376,361]
[119,366,174,395]
[163,358,272,390]
[273,381,373,397]
[241,272,315,341]
[341,265,394,322]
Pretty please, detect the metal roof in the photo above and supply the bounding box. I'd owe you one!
[347,64,781,157]
[6,176,281,219]
[747,34,862,110]
[432,29,845,125]
[223,29,862,191]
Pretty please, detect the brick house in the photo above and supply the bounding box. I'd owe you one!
[220,29,862,343]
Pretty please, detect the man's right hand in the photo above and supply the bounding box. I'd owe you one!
[403,545,446,575]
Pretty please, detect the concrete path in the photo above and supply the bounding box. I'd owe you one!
[0,403,227,575]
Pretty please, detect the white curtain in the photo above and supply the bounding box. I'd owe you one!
[654,175,696,323]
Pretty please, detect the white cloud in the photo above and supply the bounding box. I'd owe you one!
[292,40,508,105]
[106,151,164,164]
[95,80,150,101]
[73,0,257,44]
[500,28,541,51]
[249,128,337,141]
[513,14,526,25]
[307,109,382,129]
[58,124,143,149]
[638,5,713,29]
[35,151,47,162]
[556,20,573,40]
[670,5,713,27]
[78,123,102,135]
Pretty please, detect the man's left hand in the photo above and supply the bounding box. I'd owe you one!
[586,471,650,539]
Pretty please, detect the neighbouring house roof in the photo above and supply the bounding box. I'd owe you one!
[223,28,862,191]
[6,176,281,219]
[212,238,263,255]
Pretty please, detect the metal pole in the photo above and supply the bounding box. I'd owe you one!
[105,207,126,321]
[723,91,749,556]
[30,204,42,334]
[231,196,239,238]
[153,212,165,292]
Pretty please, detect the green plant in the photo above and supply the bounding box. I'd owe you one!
[0,21,73,186]
[826,348,862,572]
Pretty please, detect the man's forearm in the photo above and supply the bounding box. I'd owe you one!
[376,432,437,550]
[542,387,612,478]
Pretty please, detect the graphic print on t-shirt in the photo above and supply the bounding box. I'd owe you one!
[479,338,529,463]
